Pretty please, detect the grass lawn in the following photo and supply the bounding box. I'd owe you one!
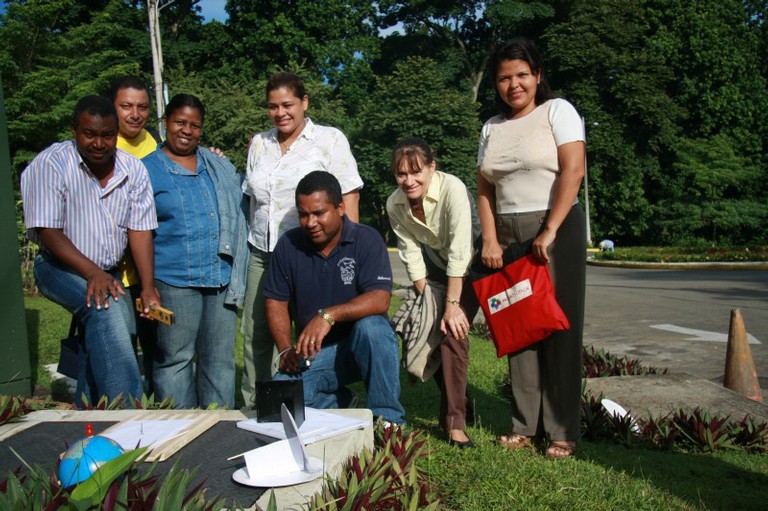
[22,296,768,510]
[405,334,768,510]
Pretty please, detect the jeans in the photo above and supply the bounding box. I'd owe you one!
[128,285,157,395]
[34,254,141,407]
[240,247,278,408]
[274,315,405,424]
[153,281,236,409]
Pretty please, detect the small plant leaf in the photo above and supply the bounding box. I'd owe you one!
[68,447,148,509]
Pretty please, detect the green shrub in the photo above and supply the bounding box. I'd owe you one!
[594,246,768,263]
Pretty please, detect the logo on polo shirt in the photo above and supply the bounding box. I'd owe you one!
[338,257,356,285]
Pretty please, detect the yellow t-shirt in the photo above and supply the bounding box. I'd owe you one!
[118,129,159,287]
[117,129,159,159]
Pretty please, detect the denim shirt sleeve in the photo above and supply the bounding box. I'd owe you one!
[200,149,249,307]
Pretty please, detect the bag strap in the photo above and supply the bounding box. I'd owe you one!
[469,238,534,282]
[147,127,163,144]
[246,134,266,171]
[68,315,78,337]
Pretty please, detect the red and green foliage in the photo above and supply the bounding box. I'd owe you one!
[580,390,768,454]
[580,388,610,441]
[636,412,679,451]
[672,407,733,452]
[0,395,31,426]
[307,422,439,510]
[729,415,768,453]
[582,346,668,378]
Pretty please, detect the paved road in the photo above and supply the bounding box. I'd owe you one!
[585,265,768,389]
[389,251,768,390]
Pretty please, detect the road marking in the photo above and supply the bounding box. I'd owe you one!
[650,324,761,344]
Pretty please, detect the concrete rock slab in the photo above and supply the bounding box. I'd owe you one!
[585,374,768,422]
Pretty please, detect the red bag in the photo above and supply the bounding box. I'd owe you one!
[472,254,570,358]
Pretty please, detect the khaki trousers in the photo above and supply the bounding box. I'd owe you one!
[240,247,278,408]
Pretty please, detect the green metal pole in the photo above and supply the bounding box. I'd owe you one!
[0,74,32,396]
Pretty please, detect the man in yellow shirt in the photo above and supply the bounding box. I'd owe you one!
[109,76,161,393]
[110,76,160,158]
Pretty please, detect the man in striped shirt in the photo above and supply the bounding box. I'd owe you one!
[21,95,160,407]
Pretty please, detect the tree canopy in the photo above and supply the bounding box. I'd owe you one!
[2,0,766,246]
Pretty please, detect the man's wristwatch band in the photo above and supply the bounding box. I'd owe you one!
[317,308,336,326]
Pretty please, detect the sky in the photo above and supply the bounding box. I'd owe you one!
[198,0,228,23]
[0,2,228,22]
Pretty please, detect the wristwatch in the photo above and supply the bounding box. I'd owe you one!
[317,308,336,326]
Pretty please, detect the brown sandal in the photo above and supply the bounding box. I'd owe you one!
[546,441,576,459]
[498,434,533,450]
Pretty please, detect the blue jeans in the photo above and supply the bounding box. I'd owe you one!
[274,315,405,424]
[34,254,141,407]
[153,282,236,409]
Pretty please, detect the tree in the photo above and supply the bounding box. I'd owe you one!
[544,0,768,245]
[224,0,380,84]
[157,1,237,80]
[351,56,480,237]
[658,0,768,158]
[653,135,766,245]
[544,0,672,242]
[1,0,150,176]
[378,0,556,102]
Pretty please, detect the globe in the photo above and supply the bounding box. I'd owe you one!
[58,435,124,488]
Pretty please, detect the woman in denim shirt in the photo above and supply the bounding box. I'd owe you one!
[143,94,247,409]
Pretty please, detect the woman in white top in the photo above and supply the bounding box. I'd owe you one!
[477,38,586,458]
[387,137,479,448]
[241,72,363,408]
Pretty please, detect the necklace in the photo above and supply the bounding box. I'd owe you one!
[409,200,426,222]
[278,120,306,154]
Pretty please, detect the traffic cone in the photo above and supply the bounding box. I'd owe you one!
[723,309,763,402]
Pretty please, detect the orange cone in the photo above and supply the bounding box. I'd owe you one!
[723,309,763,402]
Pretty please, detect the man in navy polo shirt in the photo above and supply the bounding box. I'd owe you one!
[265,171,405,425]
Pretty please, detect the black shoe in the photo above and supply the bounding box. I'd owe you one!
[448,437,476,449]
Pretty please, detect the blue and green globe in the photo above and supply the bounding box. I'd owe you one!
[58,435,124,488]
